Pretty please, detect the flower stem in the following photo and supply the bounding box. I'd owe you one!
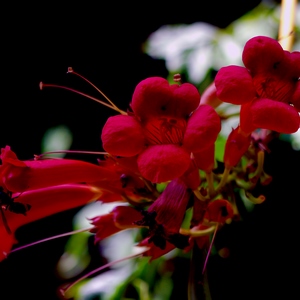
[188,244,212,300]
[278,0,297,51]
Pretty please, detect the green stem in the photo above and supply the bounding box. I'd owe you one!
[188,244,212,300]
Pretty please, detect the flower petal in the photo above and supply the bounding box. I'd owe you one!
[183,104,221,152]
[215,66,256,104]
[193,142,216,172]
[0,184,102,261]
[137,145,190,183]
[101,115,146,157]
[224,126,251,168]
[249,98,300,133]
[131,77,200,120]
[148,178,191,232]
[242,36,284,74]
[2,158,119,192]
[291,81,300,111]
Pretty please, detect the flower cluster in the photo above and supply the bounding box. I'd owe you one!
[1,35,299,298]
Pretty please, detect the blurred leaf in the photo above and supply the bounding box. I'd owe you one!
[41,125,73,157]
[215,134,226,163]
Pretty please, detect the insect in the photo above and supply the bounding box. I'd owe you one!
[0,186,31,234]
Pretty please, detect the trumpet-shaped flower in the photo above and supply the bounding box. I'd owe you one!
[215,36,300,135]
[0,146,119,192]
[89,205,144,243]
[101,77,221,183]
[135,178,191,252]
[0,183,102,261]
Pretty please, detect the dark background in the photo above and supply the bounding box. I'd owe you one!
[2,1,299,300]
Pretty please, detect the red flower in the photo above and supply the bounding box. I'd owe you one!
[203,199,234,224]
[101,77,221,183]
[89,205,144,243]
[215,36,300,135]
[134,178,192,253]
[0,183,102,261]
[0,146,118,192]
[185,199,234,252]
[223,126,252,168]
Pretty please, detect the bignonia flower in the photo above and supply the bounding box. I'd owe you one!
[0,183,102,261]
[200,35,300,169]
[101,76,221,183]
[215,35,300,136]
[0,145,120,193]
[90,178,192,261]
[0,146,158,261]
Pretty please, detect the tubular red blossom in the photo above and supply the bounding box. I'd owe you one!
[90,206,144,243]
[0,184,102,261]
[215,36,300,135]
[204,199,234,224]
[148,178,191,233]
[224,126,252,168]
[0,146,118,192]
[101,77,221,183]
[95,155,157,203]
[184,200,234,254]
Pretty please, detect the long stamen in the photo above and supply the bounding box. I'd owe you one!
[35,150,108,160]
[67,67,119,110]
[39,82,127,115]
[10,227,92,253]
[202,223,219,274]
[60,247,150,298]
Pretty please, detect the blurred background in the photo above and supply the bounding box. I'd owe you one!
[1,1,300,299]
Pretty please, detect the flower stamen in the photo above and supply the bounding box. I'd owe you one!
[10,227,92,253]
[67,67,121,111]
[34,150,108,160]
[60,246,150,298]
[39,82,127,115]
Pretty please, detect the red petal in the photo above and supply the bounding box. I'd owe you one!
[90,213,120,243]
[148,178,191,232]
[215,66,256,104]
[1,146,27,167]
[249,98,300,133]
[2,158,119,192]
[131,77,200,120]
[137,145,190,183]
[180,161,201,190]
[224,126,251,168]
[0,184,102,260]
[101,115,146,157]
[242,36,284,74]
[193,142,216,172]
[183,105,221,152]
[291,81,300,111]
[204,199,234,224]
[112,205,144,228]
